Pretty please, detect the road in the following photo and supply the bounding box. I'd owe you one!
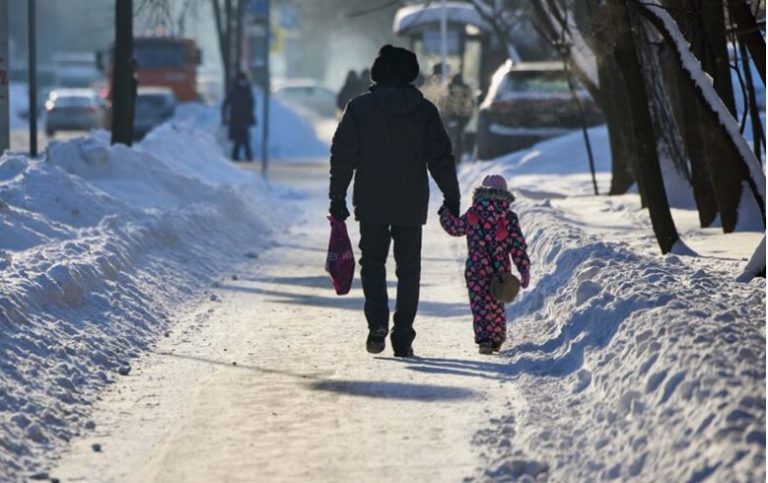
[11,128,83,154]
[51,160,510,482]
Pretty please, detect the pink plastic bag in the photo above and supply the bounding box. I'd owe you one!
[325,216,355,295]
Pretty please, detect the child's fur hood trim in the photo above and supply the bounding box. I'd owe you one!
[473,186,516,203]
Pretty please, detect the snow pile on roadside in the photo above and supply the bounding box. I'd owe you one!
[458,135,765,481]
[172,90,329,161]
[0,126,279,480]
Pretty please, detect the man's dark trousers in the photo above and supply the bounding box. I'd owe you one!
[359,223,422,352]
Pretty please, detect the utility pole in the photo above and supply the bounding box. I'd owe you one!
[28,0,37,157]
[0,0,9,153]
[261,0,270,175]
[235,0,243,75]
[224,0,232,90]
[111,0,134,145]
[440,0,448,83]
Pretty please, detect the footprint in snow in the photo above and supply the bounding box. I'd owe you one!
[575,280,601,306]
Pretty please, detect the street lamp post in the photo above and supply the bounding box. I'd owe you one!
[440,0,448,83]
[28,0,37,157]
[261,0,270,175]
[0,0,9,153]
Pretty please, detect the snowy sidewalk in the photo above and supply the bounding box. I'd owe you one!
[48,127,765,482]
[51,162,505,482]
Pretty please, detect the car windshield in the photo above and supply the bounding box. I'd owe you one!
[54,96,94,107]
[503,71,571,94]
[134,41,186,69]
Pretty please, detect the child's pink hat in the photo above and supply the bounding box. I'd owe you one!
[482,174,508,192]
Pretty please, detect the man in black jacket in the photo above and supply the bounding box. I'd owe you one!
[328,45,460,357]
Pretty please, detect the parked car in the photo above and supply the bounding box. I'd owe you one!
[44,89,107,136]
[273,79,337,118]
[133,87,177,140]
[476,61,603,160]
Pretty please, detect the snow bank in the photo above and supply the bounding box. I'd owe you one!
[737,236,766,283]
[172,90,329,162]
[0,126,280,480]
[458,133,765,481]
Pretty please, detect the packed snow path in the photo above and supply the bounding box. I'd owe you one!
[52,162,510,482]
[51,155,764,482]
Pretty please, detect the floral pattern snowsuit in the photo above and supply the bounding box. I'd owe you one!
[440,188,531,345]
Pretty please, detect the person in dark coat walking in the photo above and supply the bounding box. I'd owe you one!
[328,44,460,357]
[222,71,256,161]
[336,70,359,112]
[356,68,371,96]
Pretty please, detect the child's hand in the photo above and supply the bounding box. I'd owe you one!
[520,270,530,289]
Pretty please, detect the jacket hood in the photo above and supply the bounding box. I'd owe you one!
[370,83,424,114]
[472,186,516,204]
[469,187,516,242]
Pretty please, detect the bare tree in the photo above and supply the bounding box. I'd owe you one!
[728,0,766,83]
[610,1,681,253]
[639,2,766,231]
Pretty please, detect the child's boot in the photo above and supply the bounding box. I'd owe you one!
[478,341,493,354]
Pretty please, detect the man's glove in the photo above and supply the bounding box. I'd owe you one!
[444,198,460,218]
[329,197,350,221]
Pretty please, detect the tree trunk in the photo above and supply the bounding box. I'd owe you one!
[212,0,230,90]
[583,0,638,197]
[633,17,692,195]
[235,0,244,75]
[111,0,134,146]
[601,57,639,196]
[728,0,766,84]
[224,0,233,87]
[700,0,737,115]
[611,1,680,254]
[661,0,719,226]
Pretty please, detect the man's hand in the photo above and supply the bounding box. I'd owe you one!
[329,197,350,221]
[444,198,460,218]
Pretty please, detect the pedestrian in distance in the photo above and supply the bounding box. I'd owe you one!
[222,71,256,162]
[356,68,371,97]
[440,73,475,159]
[328,44,460,358]
[439,174,531,354]
[336,70,359,113]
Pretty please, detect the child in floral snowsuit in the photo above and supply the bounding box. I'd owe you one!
[439,175,530,354]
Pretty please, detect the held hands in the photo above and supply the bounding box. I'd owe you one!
[443,198,460,218]
[329,197,350,221]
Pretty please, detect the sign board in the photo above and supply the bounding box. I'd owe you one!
[279,4,299,29]
[422,30,460,56]
[246,0,268,18]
